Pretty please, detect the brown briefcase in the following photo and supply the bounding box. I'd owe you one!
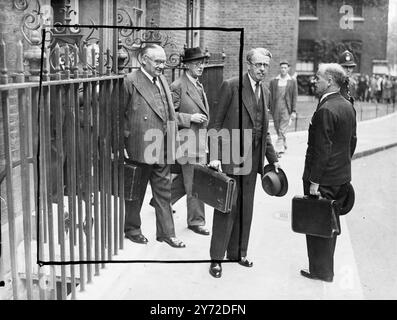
[291,195,340,238]
[192,164,237,214]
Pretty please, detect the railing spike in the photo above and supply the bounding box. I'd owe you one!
[0,33,8,84]
[15,40,25,82]
[54,43,61,74]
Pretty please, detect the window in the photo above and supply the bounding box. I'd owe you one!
[299,0,317,17]
[344,0,363,18]
[187,0,201,47]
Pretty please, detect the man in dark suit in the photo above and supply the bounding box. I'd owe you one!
[269,60,298,156]
[301,63,357,282]
[169,47,211,236]
[207,48,281,278]
[123,44,185,248]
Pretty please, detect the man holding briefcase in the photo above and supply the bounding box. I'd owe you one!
[301,63,357,282]
[207,48,281,278]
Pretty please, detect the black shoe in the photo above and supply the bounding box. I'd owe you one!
[238,257,253,268]
[157,237,186,248]
[209,262,222,278]
[125,233,148,244]
[188,225,210,235]
[300,269,333,282]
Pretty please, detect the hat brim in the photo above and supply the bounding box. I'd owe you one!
[263,164,288,197]
[183,55,207,62]
[341,62,357,67]
[339,183,355,215]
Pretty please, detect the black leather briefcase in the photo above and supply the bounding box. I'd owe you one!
[192,164,237,214]
[111,160,142,201]
[291,195,341,238]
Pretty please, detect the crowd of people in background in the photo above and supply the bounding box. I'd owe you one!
[308,73,397,104]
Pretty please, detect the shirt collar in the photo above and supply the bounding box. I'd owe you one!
[276,74,292,80]
[247,72,260,91]
[141,67,156,83]
[320,91,339,103]
[186,72,199,86]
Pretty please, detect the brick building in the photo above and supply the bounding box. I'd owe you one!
[297,0,389,94]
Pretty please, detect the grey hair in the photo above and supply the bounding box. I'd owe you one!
[247,48,272,63]
[141,44,164,57]
[318,63,347,88]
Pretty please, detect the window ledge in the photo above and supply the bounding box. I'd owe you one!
[299,16,319,21]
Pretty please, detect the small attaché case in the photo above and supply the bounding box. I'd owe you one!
[192,164,237,214]
[291,195,340,238]
[111,160,142,201]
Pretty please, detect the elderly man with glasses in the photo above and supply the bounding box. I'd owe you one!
[207,48,281,278]
[123,44,185,248]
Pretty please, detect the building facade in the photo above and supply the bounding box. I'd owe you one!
[297,0,389,94]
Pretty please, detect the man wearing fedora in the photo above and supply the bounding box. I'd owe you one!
[169,47,211,236]
[269,60,298,156]
[301,63,357,282]
[338,50,357,104]
[207,48,282,278]
[123,44,185,248]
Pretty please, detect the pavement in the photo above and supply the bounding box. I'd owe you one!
[77,112,397,300]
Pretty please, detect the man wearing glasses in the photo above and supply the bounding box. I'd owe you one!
[169,47,211,236]
[123,44,186,248]
[208,48,281,278]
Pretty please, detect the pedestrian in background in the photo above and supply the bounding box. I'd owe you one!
[338,50,357,104]
[300,63,357,283]
[269,60,298,156]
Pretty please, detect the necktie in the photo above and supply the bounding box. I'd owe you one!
[153,77,159,91]
[255,81,260,104]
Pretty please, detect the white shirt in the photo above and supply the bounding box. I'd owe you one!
[319,91,339,104]
[141,67,162,91]
[186,72,201,89]
[247,72,261,99]
[276,73,292,87]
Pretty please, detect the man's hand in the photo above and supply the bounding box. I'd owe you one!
[208,160,222,172]
[291,111,297,119]
[309,182,320,196]
[191,113,208,124]
[273,161,281,173]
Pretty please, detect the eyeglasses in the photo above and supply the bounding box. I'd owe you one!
[249,61,270,68]
[191,60,209,67]
[146,55,166,66]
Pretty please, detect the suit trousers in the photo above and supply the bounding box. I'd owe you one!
[303,180,345,279]
[210,141,261,260]
[124,161,175,239]
[171,158,206,227]
[273,106,290,153]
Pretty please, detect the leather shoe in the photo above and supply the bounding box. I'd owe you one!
[238,257,253,268]
[188,225,210,235]
[300,269,333,282]
[125,233,148,244]
[157,237,186,248]
[209,262,222,278]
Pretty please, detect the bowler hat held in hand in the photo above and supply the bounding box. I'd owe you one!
[261,164,288,197]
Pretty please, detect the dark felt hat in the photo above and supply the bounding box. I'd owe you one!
[261,164,288,197]
[182,47,207,62]
[339,50,357,67]
[338,182,355,215]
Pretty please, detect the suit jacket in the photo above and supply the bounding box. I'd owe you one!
[208,73,278,175]
[170,72,209,160]
[269,77,297,115]
[123,69,179,164]
[303,92,357,186]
